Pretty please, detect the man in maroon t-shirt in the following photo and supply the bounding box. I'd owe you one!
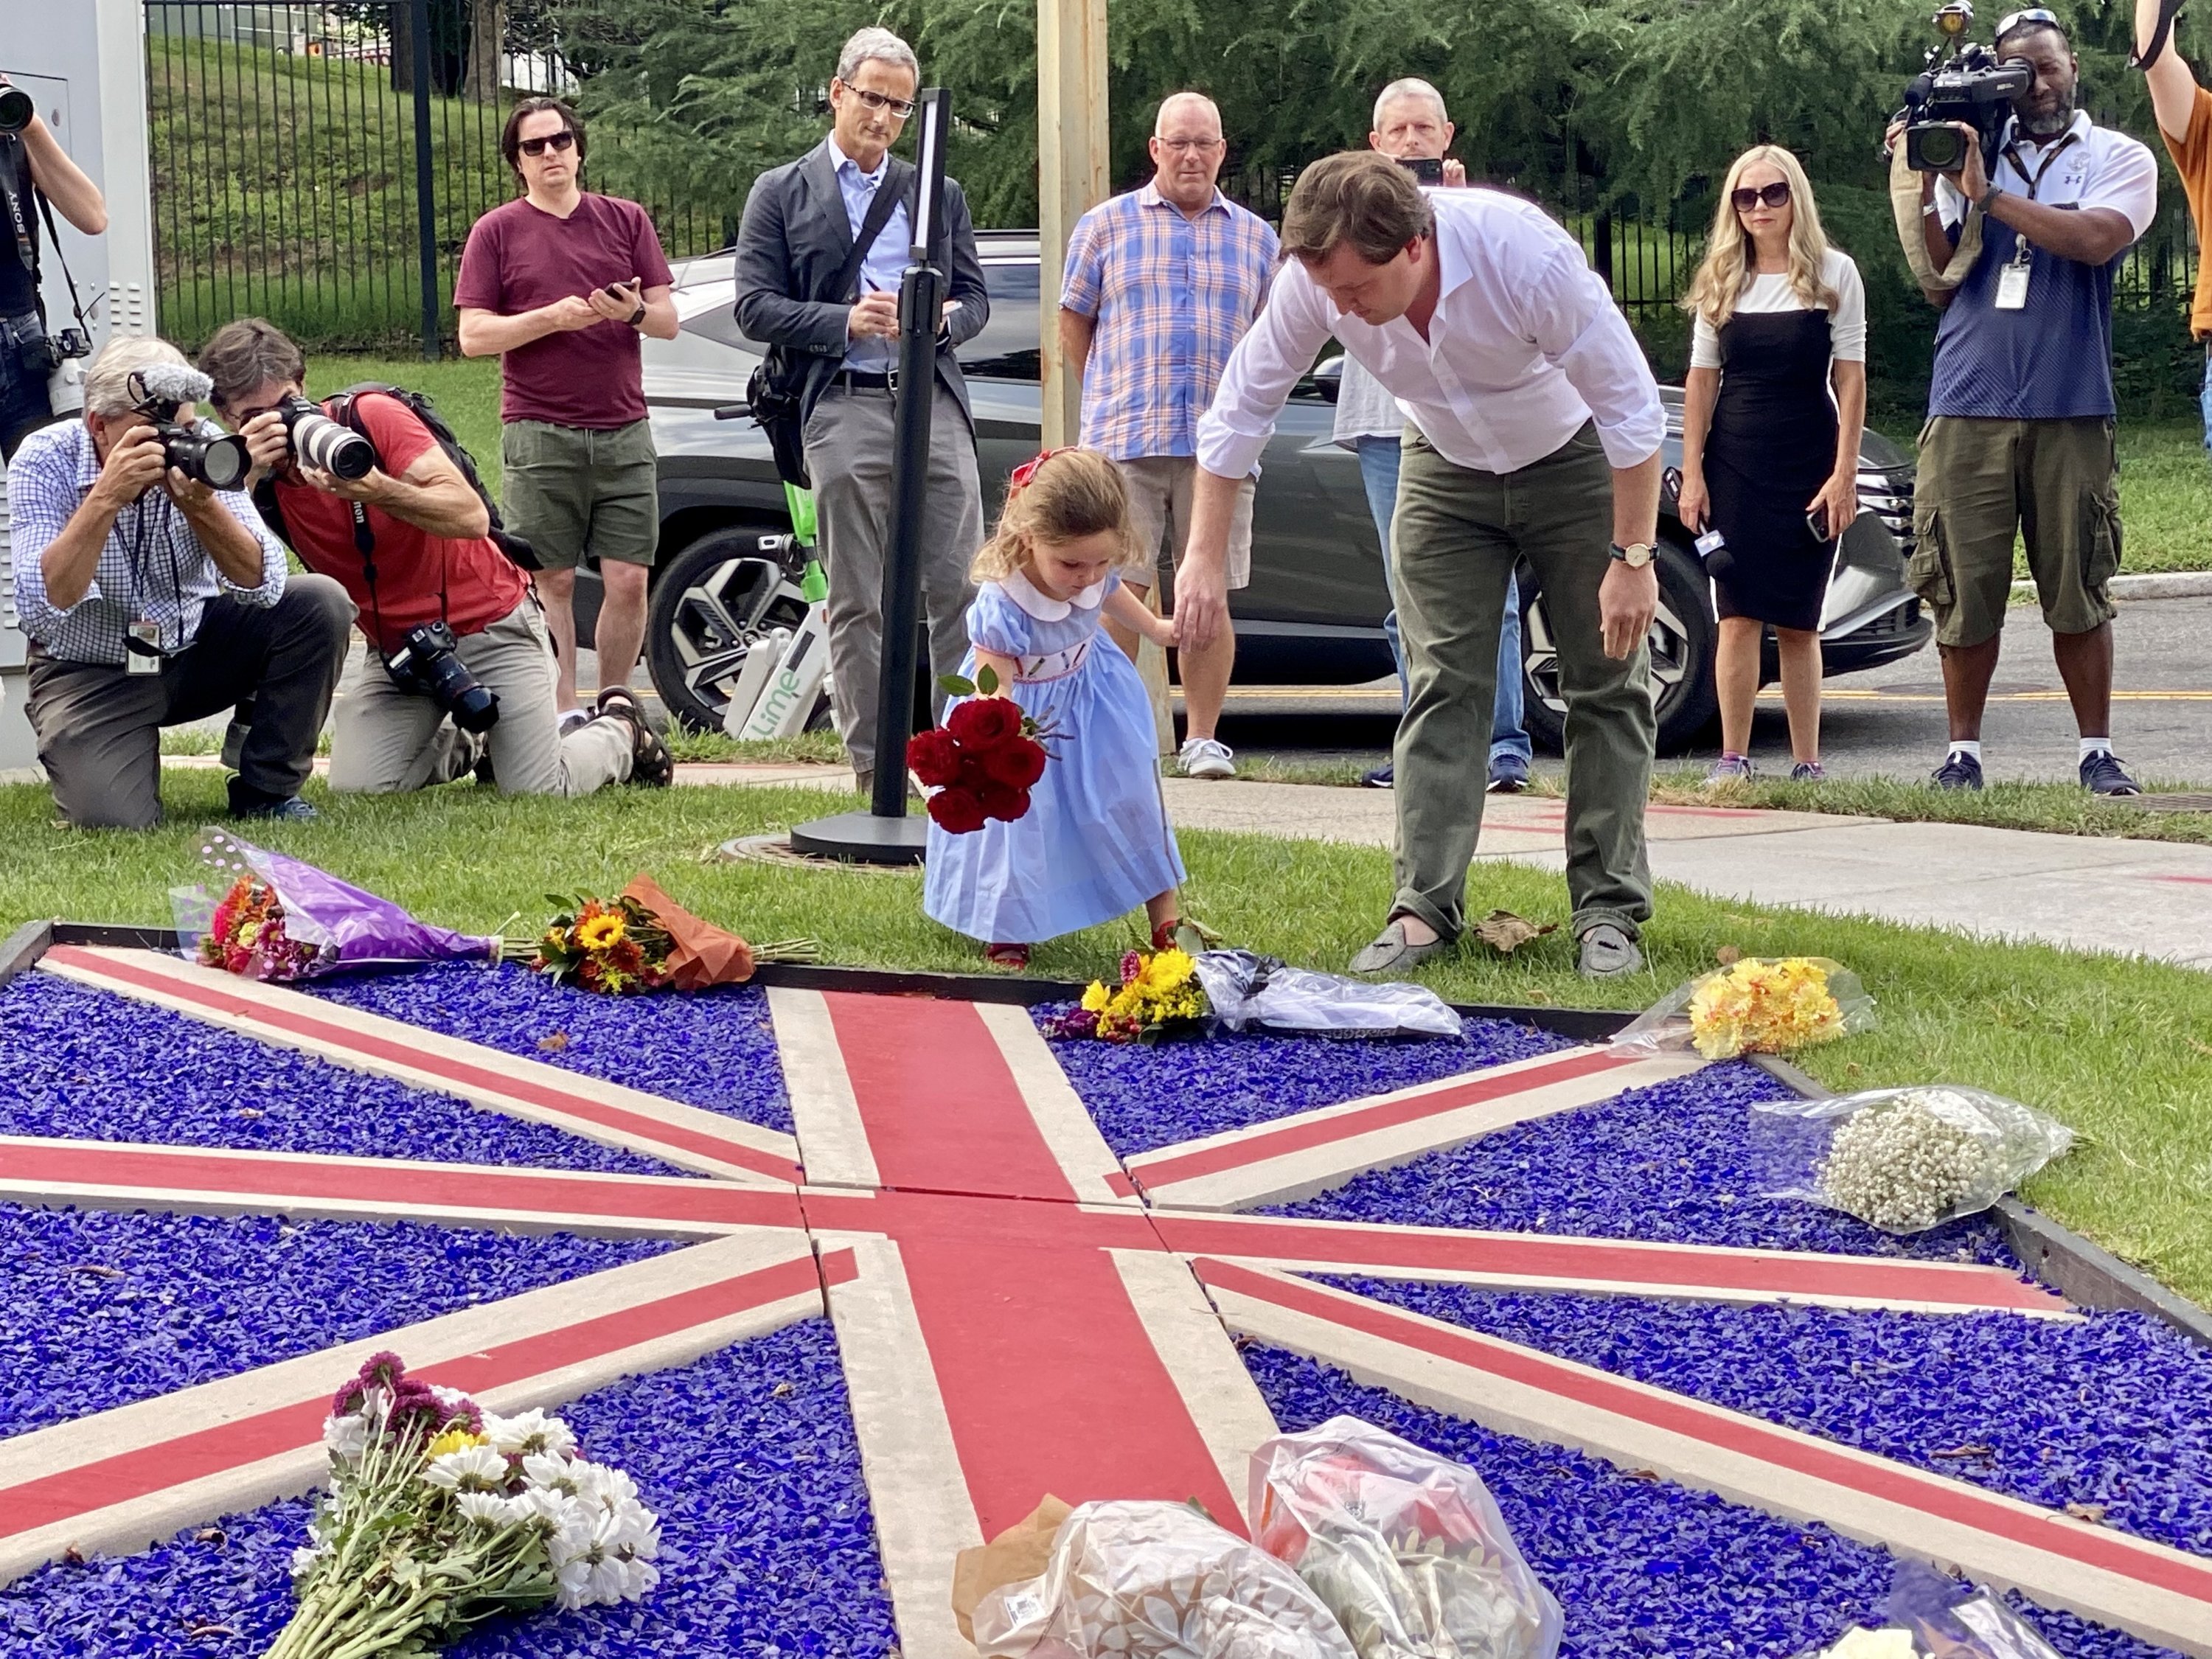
[201,318,670,796]
[455,97,675,728]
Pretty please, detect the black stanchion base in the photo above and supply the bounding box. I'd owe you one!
[788,810,929,866]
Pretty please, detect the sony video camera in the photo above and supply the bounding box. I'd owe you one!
[276,393,377,480]
[127,364,252,492]
[384,620,500,734]
[1896,1,2034,173]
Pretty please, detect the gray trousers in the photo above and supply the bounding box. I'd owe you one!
[25,575,356,829]
[328,599,631,796]
[1393,423,1655,941]
[802,378,982,774]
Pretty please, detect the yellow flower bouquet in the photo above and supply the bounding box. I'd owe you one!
[1612,956,1874,1060]
[1043,947,1210,1043]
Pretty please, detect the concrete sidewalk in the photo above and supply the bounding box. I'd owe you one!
[679,762,2212,970]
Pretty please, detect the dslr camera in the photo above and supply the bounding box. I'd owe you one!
[0,81,34,136]
[384,620,500,733]
[1896,1,2034,173]
[126,364,252,492]
[276,393,377,480]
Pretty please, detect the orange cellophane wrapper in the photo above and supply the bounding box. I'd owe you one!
[619,873,756,990]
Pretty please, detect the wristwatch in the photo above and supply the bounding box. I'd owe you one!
[1608,540,1657,569]
[1977,184,2006,215]
[627,300,649,328]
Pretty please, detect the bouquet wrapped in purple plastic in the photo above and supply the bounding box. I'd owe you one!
[172,827,499,981]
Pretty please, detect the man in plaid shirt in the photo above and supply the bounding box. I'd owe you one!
[1059,91,1279,780]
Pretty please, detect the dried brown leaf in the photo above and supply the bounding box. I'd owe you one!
[538,1032,571,1052]
[1716,944,1742,966]
[2064,1501,2110,1524]
[1472,909,1557,955]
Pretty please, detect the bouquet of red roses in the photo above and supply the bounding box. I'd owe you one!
[911,667,1053,835]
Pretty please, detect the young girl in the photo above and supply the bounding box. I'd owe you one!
[923,448,1189,970]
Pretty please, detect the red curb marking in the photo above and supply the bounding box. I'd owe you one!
[1121,1049,1639,1194]
[2150,875,2212,886]
[44,947,801,1184]
[1198,1261,2212,1604]
[0,1250,841,1542]
[0,1140,804,1233]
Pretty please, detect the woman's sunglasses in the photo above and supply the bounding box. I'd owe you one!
[1731,181,1792,212]
[517,131,577,159]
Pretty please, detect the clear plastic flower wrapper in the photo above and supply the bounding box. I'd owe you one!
[1806,1559,2067,1658]
[970,1498,1358,1659]
[1247,1414,1562,1659]
[1193,950,1464,1040]
[1752,1086,2073,1234]
[1610,956,1874,1061]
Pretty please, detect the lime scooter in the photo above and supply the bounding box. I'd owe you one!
[723,484,834,740]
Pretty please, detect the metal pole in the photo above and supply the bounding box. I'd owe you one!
[408,0,439,360]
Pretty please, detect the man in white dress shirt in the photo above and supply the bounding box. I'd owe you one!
[1184,152,1666,978]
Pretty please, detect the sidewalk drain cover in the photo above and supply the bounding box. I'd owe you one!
[2121,793,2212,814]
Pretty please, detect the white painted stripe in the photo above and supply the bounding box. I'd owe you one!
[975,1001,1137,1207]
[770,985,882,1189]
[1211,1266,2212,1658]
[818,1234,984,1659]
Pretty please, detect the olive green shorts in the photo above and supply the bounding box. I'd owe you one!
[1908,415,2121,650]
[499,417,660,569]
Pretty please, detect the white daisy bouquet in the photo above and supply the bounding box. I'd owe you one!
[263,1352,658,1658]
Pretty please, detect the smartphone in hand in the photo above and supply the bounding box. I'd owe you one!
[1395,156,1444,185]
[1806,507,1830,542]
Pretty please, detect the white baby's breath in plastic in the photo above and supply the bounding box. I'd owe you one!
[1818,1097,1987,1232]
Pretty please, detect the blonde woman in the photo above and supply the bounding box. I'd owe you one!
[1677,145,1867,784]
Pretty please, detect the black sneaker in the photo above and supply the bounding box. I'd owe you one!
[597,686,674,787]
[2080,751,2141,796]
[1361,763,1394,790]
[1487,753,1531,794]
[1930,751,1984,791]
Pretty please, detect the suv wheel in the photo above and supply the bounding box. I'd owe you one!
[1519,538,1719,756]
[644,526,830,734]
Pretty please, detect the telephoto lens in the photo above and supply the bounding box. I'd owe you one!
[278,394,377,481]
[0,86,33,134]
[159,424,253,491]
[388,621,501,733]
[1906,123,1969,173]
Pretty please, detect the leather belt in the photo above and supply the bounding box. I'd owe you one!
[837,369,897,391]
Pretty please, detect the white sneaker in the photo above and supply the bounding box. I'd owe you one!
[1178,737,1236,779]
[557,708,594,736]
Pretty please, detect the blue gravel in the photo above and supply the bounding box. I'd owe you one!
[0,1203,669,1442]
[1245,1343,2184,1659]
[1327,1278,2212,1559]
[0,973,686,1178]
[1035,1004,1575,1156]
[0,1320,897,1659]
[1270,1059,2020,1265]
[309,963,794,1135]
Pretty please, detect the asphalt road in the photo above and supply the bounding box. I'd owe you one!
[1208,594,2212,787]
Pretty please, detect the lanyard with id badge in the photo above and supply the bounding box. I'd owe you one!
[122,493,182,676]
[1991,131,2079,311]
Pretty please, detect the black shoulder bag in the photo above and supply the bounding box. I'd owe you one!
[747,175,908,490]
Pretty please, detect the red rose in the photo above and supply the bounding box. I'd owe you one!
[928,786,989,835]
[906,728,964,787]
[978,782,1030,821]
[977,734,1047,790]
[946,697,1023,746]
[956,752,997,794]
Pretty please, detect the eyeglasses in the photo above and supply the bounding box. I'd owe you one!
[1731,181,1792,212]
[842,84,917,120]
[517,130,576,158]
[1996,7,2062,39]
[1155,137,1225,155]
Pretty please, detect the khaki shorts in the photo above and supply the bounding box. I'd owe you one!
[500,417,660,569]
[1118,454,1255,591]
[1909,415,2121,650]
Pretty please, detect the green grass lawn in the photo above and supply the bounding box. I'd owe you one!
[5,771,2209,1310]
[2109,418,2212,576]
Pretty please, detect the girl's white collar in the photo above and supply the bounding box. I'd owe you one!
[1003,567,1106,621]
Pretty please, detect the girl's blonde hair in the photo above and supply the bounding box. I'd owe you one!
[971,448,1151,582]
[1682,145,1840,333]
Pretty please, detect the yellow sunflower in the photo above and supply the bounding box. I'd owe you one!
[576,913,627,952]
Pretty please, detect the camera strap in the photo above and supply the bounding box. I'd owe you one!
[2132,0,2187,68]
[0,139,32,279]
[34,187,92,338]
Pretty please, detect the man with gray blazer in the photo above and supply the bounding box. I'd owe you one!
[734,26,991,794]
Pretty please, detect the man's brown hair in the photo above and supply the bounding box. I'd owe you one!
[197,317,307,412]
[1281,150,1433,267]
[501,97,586,181]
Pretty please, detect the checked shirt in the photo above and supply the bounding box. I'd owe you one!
[1060,184,1279,463]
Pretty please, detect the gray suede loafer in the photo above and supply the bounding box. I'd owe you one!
[1349,918,1450,976]
[1576,922,1643,979]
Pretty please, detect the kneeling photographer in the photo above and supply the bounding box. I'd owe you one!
[6,335,352,828]
[198,319,670,799]
[1886,6,2157,797]
[0,72,109,459]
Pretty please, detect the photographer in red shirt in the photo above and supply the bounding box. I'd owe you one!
[199,319,669,796]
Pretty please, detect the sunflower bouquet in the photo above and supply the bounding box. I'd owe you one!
[519,874,821,996]
[1042,947,1210,1043]
[1611,956,1874,1061]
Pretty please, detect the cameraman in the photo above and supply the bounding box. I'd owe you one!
[7,336,352,828]
[0,72,108,460]
[1893,10,2157,796]
[198,319,669,798]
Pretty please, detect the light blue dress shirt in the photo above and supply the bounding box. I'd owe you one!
[828,136,911,373]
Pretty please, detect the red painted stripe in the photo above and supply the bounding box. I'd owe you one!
[1160,1214,2064,1313]
[0,1250,838,1542]
[2151,875,2212,887]
[1127,1050,1639,1192]
[821,992,1075,1200]
[1200,1261,2212,1601]
[46,949,800,1183]
[0,1140,806,1233]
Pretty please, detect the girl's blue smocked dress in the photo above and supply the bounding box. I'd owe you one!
[923,570,1186,944]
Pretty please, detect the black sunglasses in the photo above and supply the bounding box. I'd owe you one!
[517,130,577,158]
[1731,181,1792,212]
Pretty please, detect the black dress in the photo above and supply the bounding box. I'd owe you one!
[1704,305,1840,633]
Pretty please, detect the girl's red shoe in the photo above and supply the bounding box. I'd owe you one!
[984,942,1031,973]
[1150,919,1183,953]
